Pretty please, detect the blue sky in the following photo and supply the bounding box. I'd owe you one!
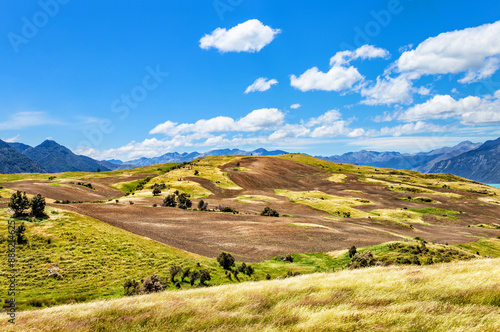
[1,0,499,161]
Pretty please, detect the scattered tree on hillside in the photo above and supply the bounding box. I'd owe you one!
[30,194,46,218]
[349,246,357,259]
[194,170,199,176]
[177,192,192,209]
[217,252,235,270]
[15,222,28,245]
[197,200,208,210]
[199,269,211,286]
[162,194,177,207]
[152,188,162,196]
[8,191,30,217]
[260,207,279,217]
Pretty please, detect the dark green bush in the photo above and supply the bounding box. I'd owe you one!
[217,252,235,270]
[260,207,279,217]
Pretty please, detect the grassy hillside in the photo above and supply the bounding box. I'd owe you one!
[3,258,499,331]
[2,204,497,312]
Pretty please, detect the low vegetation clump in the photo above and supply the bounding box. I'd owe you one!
[260,206,279,217]
[217,252,235,270]
[161,191,192,209]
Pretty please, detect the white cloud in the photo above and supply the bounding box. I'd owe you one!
[290,103,301,109]
[3,134,20,142]
[361,75,414,105]
[0,111,65,130]
[377,121,447,137]
[397,20,500,83]
[269,124,309,140]
[310,120,350,137]
[149,108,284,136]
[244,77,278,94]
[398,90,500,125]
[290,45,388,92]
[238,108,284,131]
[353,45,390,60]
[199,19,281,53]
[306,109,342,127]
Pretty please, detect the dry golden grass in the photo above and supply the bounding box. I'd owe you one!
[275,189,372,218]
[4,259,500,331]
[326,173,347,183]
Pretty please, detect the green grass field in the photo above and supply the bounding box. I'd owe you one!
[4,258,500,331]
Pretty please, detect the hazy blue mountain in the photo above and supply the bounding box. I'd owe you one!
[0,139,47,174]
[7,142,32,154]
[22,140,110,173]
[430,137,500,183]
[318,141,481,173]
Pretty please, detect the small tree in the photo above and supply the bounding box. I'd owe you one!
[15,223,28,245]
[217,252,235,270]
[199,269,211,286]
[177,193,192,208]
[30,194,46,218]
[162,194,177,207]
[197,200,208,210]
[152,188,162,196]
[260,207,279,217]
[194,170,199,176]
[348,246,357,259]
[8,191,30,217]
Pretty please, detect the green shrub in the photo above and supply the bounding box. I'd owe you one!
[260,207,279,217]
[217,252,235,270]
[162,194,177,207]
[199,269,211,286]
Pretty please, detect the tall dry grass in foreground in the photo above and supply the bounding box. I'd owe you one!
[3,258,500,331]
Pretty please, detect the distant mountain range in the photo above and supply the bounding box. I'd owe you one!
[0,139,109,174]
[318,141,482,173]
[125,148,288,167]
[429,137,500,183]
[0,137,498,183]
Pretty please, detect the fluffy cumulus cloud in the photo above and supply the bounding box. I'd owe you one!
[150,108,284,136]
[244,77,278,94]
[398,90,500,125]
[199,19,281,53]
[306,109,342,127]
[397,20,500,83]
[290,45,388,92]
[269,124,310,140]
[290,103,301,109]
[361,75,414,105]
